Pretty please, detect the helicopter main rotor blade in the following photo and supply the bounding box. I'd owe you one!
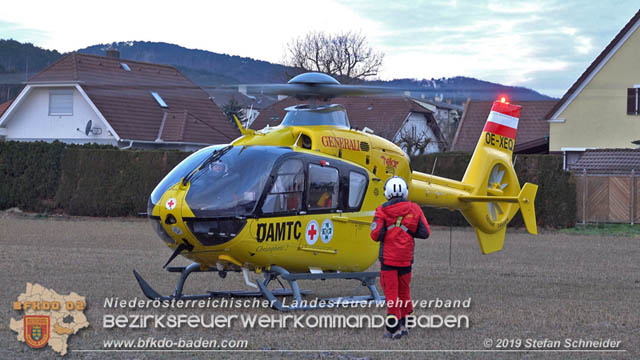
[236,83,403,98]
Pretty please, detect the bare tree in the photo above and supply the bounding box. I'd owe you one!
[396,125,433,156]
[284,31,384,83]
[221,99,246,126]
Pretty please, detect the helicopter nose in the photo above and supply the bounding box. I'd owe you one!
[152,188,192,245]
[183,218,247,246]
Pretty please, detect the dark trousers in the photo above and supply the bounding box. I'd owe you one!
[380,267,413,320]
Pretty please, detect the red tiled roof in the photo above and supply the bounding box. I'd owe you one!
[451,100,557,152]
[251,96,442,141]
[159,111,188,142]
[570,148,640,174]
[0,99,13,118]
[545,9,640,120]
[27,53,238,144]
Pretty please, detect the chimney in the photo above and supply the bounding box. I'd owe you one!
[106,48,120,59]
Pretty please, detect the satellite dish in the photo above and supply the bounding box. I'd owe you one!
[85,120,93,136]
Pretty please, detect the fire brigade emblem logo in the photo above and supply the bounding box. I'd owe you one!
[11,283,88,356]
[320,219,334,244]
[24,315,50,348]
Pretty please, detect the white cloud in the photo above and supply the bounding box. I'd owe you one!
[575,35,593,54]
[0,0,380,63]
[486,0,545,14]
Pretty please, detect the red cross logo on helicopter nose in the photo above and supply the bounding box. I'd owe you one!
[165,198,177,210]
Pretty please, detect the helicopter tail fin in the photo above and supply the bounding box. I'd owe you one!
[409,98,538,254]
[459,98,538,253]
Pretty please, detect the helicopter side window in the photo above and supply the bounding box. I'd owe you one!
[261,159,305,214]
[348,171,368,209]
[307,164,339,211]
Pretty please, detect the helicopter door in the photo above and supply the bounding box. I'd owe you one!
[260,159,305,215]
[298,163,342,255]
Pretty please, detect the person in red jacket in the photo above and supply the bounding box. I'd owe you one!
[370,176,430,339]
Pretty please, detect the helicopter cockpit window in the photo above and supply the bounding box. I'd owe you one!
[261,159,305,214]
[184,146,290,217]
[348,171,368,208]
[307,164,339,210]
[149,144,227,207]
[281,105,350,128]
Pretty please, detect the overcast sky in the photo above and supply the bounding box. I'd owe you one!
[1,1,638,97]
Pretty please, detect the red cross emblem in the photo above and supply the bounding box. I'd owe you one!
[165,198,177,210]
[308,225,317,239]
[305,220,320,245]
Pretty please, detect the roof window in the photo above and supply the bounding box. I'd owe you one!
[150,91,168,108]
[120,63,131,71]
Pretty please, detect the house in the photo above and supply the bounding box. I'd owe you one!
[207,89,277,128]
[546,9,640,168]
[0,99,12,118]
[410,98,464,146]
[451,100,558,154]
[250,96,448,155]
[0,51,239,150]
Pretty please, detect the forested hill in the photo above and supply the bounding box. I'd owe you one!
[0,39,62,101]
[78,41,294,84]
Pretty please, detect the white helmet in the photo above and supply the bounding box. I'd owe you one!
[384,176,408,200]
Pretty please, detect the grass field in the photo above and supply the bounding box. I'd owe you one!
[0,212,638,359]
[559,223,640,237]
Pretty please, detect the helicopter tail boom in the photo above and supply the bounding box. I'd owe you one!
[408,99,538,254]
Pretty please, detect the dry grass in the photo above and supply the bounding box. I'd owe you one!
[0,212,638,359]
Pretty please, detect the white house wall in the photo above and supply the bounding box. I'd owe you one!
[3,87,116,144]
[394,112,441,155]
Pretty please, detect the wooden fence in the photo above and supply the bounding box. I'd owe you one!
[573,170,638,224]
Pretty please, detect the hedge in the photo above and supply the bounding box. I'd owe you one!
[0,141,187,216]
[54,149,189,216]
[0,141,65,211]
[411,153,576,228]
[0,142,576,227]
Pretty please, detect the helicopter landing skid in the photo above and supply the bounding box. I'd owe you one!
[259,265,385,311]
[133,263,311,302]
[133,263,384,311]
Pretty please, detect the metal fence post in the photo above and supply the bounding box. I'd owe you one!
[632,169,635,225]
[583,168,587,225]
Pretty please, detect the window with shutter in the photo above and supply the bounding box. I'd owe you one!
[49,90,73,115]
[628,88,639,115]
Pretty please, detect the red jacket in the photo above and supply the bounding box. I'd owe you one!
[370,198,430,267]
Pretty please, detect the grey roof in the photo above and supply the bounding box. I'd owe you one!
[411,98,464,111]
[570,149,640,174]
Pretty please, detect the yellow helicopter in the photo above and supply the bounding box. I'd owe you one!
[134,72,538,310]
